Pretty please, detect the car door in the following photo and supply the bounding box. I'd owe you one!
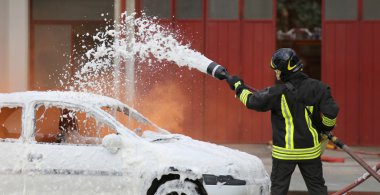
[0,105,26,194]
[23,103,127,194]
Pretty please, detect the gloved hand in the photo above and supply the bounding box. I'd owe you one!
[226,76,243,90]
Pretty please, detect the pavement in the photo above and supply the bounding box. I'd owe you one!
[224,144,380,194]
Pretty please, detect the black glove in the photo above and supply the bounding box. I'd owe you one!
[226,76,243,90]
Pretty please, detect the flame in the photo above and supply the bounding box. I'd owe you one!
[135,80,188,134]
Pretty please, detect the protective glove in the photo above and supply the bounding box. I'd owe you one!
[226,76,243,90]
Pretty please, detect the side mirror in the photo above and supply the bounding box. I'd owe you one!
[102,134,123,154]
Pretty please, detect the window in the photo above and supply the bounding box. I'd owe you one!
[244,0,273,19]
[363,0,380,20]
[176,0,202,19]
[32,0,114,21]
[276,0,321,80]
[208,0,238,20]
[0,107,22,139]
[102,106,159,137]
[277,0,321,40]
[142,0,171,19]
[35,105,117,145]
[325,0,357,20]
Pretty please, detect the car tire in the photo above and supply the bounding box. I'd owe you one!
[154,179,201,195]
[147,174,207,195]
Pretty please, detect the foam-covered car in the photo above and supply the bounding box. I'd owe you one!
[0,91,270,194]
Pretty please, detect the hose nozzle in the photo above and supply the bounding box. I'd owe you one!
[206,62,230,80]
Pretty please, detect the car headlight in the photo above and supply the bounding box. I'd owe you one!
[202,174,246,185]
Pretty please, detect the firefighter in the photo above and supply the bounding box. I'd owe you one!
[225,48,339,195]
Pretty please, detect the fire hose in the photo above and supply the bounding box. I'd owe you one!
[332,163,380,195]
[322,131,380,183]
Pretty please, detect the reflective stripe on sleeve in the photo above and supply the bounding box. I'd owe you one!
[322,115,336,127]
[239,89,253,106]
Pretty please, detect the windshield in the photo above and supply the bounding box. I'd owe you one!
[102,105,169,136]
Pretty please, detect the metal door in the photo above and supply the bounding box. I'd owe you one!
[136,0,276,144]
[322,0,380,145]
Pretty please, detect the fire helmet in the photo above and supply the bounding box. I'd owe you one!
[270,48,303,75]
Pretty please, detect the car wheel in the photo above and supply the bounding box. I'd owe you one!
[154,179,201,195]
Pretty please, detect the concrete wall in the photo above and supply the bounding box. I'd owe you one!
[0,0,10,92]
[0,0,29,92]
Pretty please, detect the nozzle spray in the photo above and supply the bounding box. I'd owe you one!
[206,62,231,80]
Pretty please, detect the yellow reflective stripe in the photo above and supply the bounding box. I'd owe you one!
[234,81,242,89]
[272,143,322,160]
[305,106,319,146]
[270,60,276,69]
[239,89,252,106]
[272,150,321,160]
[322,115,336,127]
[273,143,321,154]
[281,95,294,149]
[287,59,297,70]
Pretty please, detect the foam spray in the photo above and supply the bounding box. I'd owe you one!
[59,12,229,96]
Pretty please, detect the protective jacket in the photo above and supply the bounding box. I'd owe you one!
[234,72,339,160]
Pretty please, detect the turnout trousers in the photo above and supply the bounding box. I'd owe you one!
[270,157,327,195]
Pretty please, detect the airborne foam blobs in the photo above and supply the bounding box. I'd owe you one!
[59,12,212,97]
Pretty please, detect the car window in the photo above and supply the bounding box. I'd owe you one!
[102,106,162,136]
[0,106,22,139]
[35,105,117,145]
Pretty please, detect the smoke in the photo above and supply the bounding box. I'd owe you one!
[135,79,188,134]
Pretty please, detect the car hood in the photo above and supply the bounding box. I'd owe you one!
[132,131,270,185]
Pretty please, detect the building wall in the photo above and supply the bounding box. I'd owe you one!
[134,0,380,146]
[0,0,10,92]
[358,21,380,146]
[1,0,378,145]
[135,0,276,144]
[0,0,29,93]
[322,0,380,146]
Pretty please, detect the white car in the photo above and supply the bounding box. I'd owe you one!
[0,91,270,195]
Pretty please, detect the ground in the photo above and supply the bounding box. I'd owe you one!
[225,144,380,194]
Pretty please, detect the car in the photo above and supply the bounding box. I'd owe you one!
[0,91,270,195]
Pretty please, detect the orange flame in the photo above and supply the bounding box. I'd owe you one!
[135,80,188,134]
